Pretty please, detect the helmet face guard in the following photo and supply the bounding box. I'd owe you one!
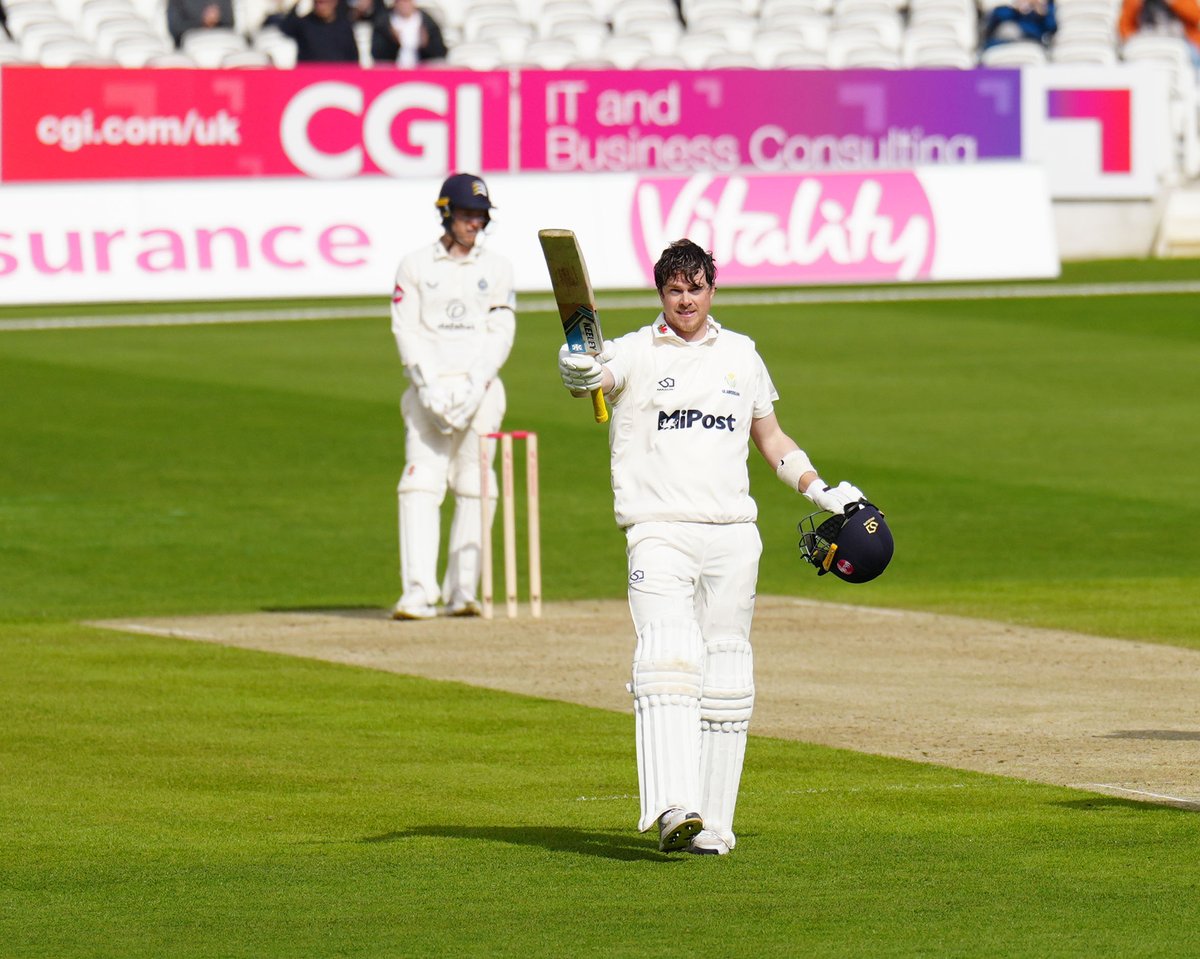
[798,511,848,574]
[798,500,894,584]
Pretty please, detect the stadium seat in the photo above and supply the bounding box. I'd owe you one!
[838,43,902,65]
[180,26,248,66]
[109,32,173,64]
[35,36,106,63]
[520,35,578,66]
[757,10,830,45]
[830,10,904,48]
[219,47,270,65]
[445,39,505,67]
[671,28,730,65]
[688,9,758,47]
[253,27,298,67]
[612,14,682,54]
[471,18,535,59]
[609,0,679,30]
[760,0,831,16]
[19,19,84,60]
[979,38,1048,65]
[546,16,609,57]
[1052,38,1118,63]
[772,46,829,65]
[908,42,974,66]
[596,31,654,66]
[91,16,161,53]
[145,50,199,65]
[633,51,689,66]
[902,20,969,57]
[751,26,822,66]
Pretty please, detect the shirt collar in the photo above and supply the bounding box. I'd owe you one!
[652,313,721,344]
[433,238,482,262]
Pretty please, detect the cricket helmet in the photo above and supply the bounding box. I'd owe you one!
[798,500,894,584]
[437,173,494,227]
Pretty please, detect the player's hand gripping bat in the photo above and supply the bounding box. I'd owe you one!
[538,229,609,424]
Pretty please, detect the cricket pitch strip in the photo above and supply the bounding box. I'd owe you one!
[90,597,1200,810]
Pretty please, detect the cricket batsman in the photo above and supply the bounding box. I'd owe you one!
[557,239,866,855]
[391,173,517,620]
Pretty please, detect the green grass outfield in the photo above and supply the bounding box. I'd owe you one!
[2,259,1199,957]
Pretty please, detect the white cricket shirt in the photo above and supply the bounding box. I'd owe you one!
[604,315,778,527]
[391,238,516,384]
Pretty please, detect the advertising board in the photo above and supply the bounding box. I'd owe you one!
[0,166,1057,304]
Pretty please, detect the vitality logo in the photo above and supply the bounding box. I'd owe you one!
[657,409,736,431]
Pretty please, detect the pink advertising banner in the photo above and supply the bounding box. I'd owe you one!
[629,172,937,284]
[518,69,1023,174]
[0,65,510,181]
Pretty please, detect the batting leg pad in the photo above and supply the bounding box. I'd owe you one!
[699,638,755,848]
[441,494,486,608]
[397,490,442,609]
[631,618,704,833]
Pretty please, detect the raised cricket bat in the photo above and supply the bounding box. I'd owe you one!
[538,228,609,424]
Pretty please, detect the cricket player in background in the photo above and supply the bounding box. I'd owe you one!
[391,173,517,620]
[558,239,866,855]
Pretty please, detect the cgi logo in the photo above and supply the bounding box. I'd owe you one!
[658,409,736,431]
[1046,89,1131,174]
[280,81,485,179]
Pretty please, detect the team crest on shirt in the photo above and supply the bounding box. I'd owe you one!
[721,372,740,397]
[392,283,405,304]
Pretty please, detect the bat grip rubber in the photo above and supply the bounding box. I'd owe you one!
[591,389,608,424]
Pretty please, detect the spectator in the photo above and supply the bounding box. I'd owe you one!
[982,0,1057,48]
[273,0,360,62]
[1119,0,1200,62]
[168,0,235,46]
[369,0,447,67]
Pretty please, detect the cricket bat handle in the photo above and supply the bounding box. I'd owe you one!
[591,388,608,424]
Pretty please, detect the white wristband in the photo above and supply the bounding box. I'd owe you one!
[776,449,815,492]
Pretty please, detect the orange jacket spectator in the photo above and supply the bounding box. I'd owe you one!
[1119,0,1200,50]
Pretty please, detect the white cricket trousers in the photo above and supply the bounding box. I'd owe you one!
[625,521,761,848]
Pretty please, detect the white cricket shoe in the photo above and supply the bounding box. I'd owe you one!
[447,600,483,617]
[685,829,731,856]
[391,601,437,621]
[657,807,703,852]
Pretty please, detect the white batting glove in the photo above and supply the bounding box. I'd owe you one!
[804,480,865,514]
[558,344,606,397]
[443,376,488,432]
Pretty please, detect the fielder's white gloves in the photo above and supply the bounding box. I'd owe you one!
[443,376,489,432]
[558,344,609,397]
[804,480,865,515]
[417,383,455,434]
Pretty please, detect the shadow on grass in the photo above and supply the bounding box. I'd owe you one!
[1050,796,1199,813]
[362,825,683,862]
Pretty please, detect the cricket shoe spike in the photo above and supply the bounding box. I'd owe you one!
[658,807,703,852]
[685,829,731,856]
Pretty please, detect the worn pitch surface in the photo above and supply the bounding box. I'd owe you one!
[92,597,1200,809]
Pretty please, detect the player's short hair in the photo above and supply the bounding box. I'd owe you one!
[653,240,717,294]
